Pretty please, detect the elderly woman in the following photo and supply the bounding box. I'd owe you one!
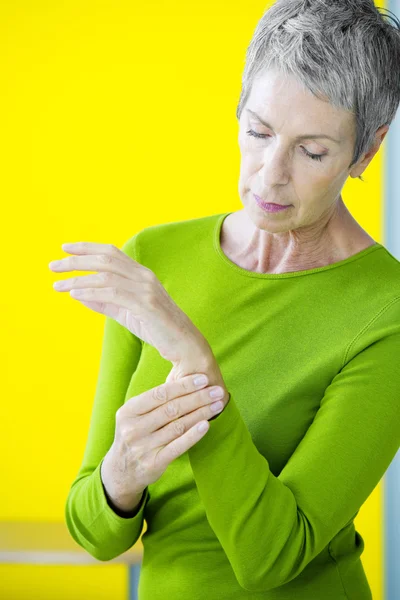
[53,0,400,598]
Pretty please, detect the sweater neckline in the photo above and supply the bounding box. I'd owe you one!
[213,211,384,279]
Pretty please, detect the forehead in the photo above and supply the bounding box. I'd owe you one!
[246,69,353,141]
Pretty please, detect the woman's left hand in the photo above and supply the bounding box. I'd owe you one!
[49,241,209,364]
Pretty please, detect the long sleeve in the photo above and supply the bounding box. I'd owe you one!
[64,233,149,561]
[188,296,400,592]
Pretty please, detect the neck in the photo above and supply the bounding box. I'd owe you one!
[233,199,373,274]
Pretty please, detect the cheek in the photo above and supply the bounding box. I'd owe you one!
[239,151,255,174]
[293,160,337,190]
[239,145,338,188]
[312,166,344,193]
[238,138,251,156]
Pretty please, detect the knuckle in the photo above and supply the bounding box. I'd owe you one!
[115,406,125,422]
[180,378,191,393]
[99,271,113,284]
[115,408,131,436]
[152,384,167,403]
[171,418,186,437]
[121,426,132,440]
[109,286,119,298]
[117,422,130,440]
[164,400,178,418]
[100,253,113,265]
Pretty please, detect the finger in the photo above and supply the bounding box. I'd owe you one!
[53,272,141,292]
[128,373,210,416]
[128,380,221,437]
[149,393,224,450]
[61,242,128,259]
[49,253,137,279]
[154,420,209,470]
[72,298,131,321]
[68,286,142,314]
[68,279,151,326]
[72,299,114,316]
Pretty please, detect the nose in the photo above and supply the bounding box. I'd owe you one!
[259,144,290,186]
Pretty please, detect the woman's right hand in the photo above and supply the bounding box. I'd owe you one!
[101,374,226,506]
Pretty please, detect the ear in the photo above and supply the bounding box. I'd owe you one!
[349,125,389,179]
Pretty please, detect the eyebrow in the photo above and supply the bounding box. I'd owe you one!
[245,109,340,143]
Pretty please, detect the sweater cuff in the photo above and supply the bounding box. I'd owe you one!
[95,459,149,523]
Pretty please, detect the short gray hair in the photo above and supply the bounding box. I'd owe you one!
[236,0,400,181]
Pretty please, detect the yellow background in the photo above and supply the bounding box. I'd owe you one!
[0,1,387,598]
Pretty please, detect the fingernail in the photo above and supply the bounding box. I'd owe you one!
[193,375,208,386]
[211,400,223,413]
[209,387,223,398]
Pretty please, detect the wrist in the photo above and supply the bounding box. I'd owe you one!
[100,455,144,514]
[170,343,223,387]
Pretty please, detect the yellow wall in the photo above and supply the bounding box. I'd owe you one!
[0,1,386,598]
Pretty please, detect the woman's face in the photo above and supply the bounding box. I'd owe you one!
[238,69,361,233]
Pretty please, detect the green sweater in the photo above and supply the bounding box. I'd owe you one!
[65,211,400,599]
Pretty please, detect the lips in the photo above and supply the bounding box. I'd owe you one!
[254,194,288,207]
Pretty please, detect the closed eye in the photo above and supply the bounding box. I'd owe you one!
[246,129,324,162]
